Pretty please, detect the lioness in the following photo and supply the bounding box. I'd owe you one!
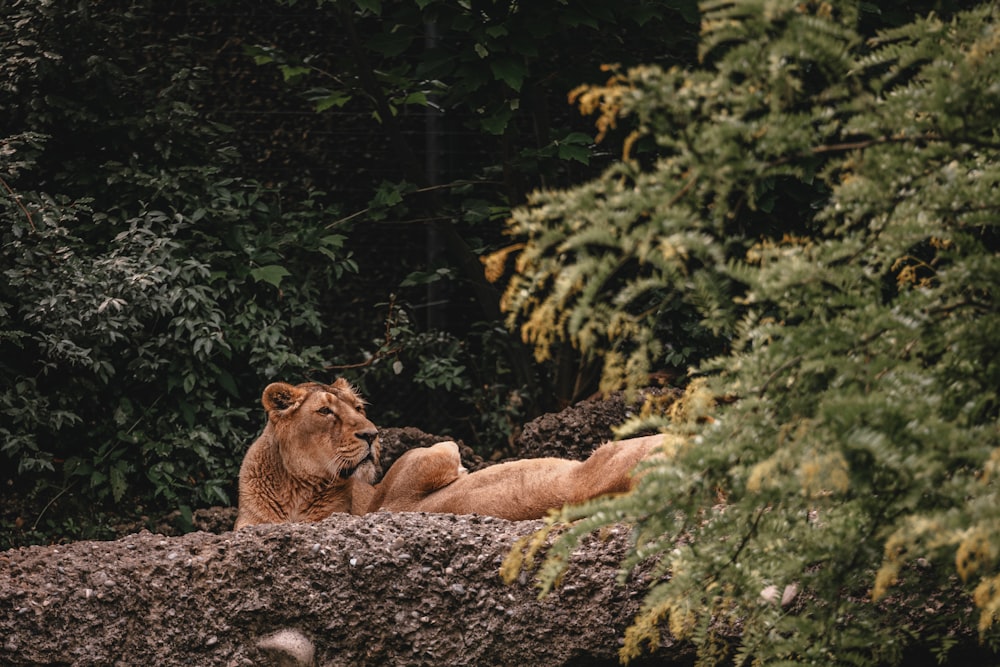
[368,434,663,521]
[235,379,380,530]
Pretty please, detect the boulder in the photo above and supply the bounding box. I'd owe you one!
[0,512,686,666]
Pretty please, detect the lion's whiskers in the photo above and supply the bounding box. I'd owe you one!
[326,456,349,479]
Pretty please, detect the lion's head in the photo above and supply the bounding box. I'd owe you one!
[263,379,380,482]
[235,378,380,529]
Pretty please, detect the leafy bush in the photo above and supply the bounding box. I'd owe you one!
[501,2,1000,664]
[243,0,704,410]
[336,297,532,451]
[1,1,356,542]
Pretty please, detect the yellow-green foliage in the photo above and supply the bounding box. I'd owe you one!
[501,1,1000,664]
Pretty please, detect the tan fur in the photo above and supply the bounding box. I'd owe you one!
[369,434,664,521]
[235,379,380,530]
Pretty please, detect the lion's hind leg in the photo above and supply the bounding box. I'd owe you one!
[370,441,467,512]
[426,440,468,478]
[569,434,665,503]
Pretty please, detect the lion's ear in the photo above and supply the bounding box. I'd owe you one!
[330,377,352,392]
[262,382,305,415]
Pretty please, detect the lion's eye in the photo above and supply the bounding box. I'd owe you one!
[317,406,335,416]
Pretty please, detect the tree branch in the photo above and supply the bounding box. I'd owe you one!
[0,175,35,232]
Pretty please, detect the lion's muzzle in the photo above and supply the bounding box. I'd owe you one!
[339,431,379,479]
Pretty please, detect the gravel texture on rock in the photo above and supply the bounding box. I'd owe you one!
[512,390,677,461]
[0,512,684,666]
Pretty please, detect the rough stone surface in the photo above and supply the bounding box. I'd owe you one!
[512,390,677,462]
[378,426,487,472]
[0,513,685,666]
[5,390,987,665]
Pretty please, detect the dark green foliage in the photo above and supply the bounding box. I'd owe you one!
[501,1,1000,664]
[339,298,532,447]
[1,0,704,546]
[246,0,704,410]
[0,1,356,543]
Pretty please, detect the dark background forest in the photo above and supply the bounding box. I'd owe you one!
[4,1,1000,665]
[1,0,703,544]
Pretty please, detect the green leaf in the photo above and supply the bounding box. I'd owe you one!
[250,264,291,288]
[209,484,230,505]
[109,462,127,502]
[480,106,513,135]
[353,0,381,12]
[320,234,346,249]
[558,143,590,165]
[490,56,525,91]
[665,0,699,25]
[279,65,311,83]
[416,52,458,78]
[178,401,195,428]
[216,369,239,398]
[400,92,428,107]
[562,132,593,145]
[318,247,341,262]
[314,92,352,112]
[243,45,275,66]
[371,180,413,208]
[176,505,194,532]
[400,267,452,286]
[367,31,414,57]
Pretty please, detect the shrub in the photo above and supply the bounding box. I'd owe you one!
[0,1,355,542]
[501,2,1000,664]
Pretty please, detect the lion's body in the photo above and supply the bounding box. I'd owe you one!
[235,377,662,527]
[370,434,663,521]
[235,380,380,530]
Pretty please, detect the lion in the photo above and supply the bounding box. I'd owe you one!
[368,434,664,521]
[234,379,380,530]
[235,377,661,527]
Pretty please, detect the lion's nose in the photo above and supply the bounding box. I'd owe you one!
[356,429,378,446]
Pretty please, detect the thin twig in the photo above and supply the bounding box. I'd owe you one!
[0,174,35,231]
[755,355,803,396]
[666,171,699,208]
[321,294,404,371]
[32,480,78,531]
[325,179,503,229]
[727,504,768,567]
[32,394,164,531]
